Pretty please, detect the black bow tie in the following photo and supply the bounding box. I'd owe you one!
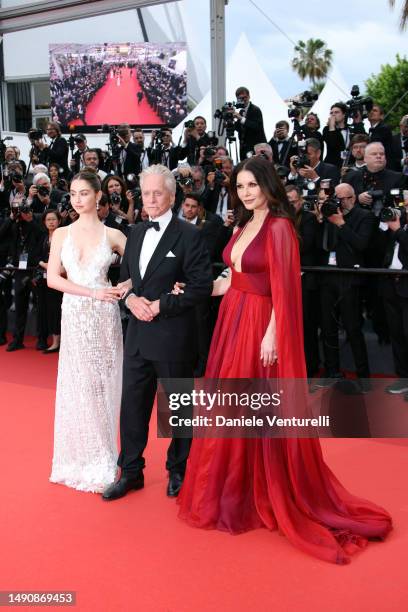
[144,220,160,231]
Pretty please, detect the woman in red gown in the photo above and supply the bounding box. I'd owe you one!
[178,157,392,564]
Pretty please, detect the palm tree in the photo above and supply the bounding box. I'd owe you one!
[389,0,408,29]
[291,39,333,89]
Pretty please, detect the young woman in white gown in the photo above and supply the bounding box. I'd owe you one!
[47,169,127,493]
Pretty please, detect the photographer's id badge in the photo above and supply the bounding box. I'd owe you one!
[340,150,348,160]
[115,216,123,225]
[19,253,28,270]
[328,251,337,266]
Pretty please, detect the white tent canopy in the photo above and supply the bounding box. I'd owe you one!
[309,65,351,125]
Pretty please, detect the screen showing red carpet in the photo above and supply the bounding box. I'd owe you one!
[49,42,187,128]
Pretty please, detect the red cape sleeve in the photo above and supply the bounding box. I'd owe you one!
[267,216,306,378]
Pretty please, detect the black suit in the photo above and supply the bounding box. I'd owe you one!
[322,125,365,168]
[71,147,89,174]
[318,207,376,378]
[147,146,182,170]
[378,221,408,377]
[269,138,297,166]
[117,142,144,178]
[289,161,340,189]
[203,184,231,218]
[298,211,320,376]
[41,136,69,174]
[390,134,408,172]
[235,102,266,160]
[345,167,408,209]
[369,121,394,168]
[118,216,213,476]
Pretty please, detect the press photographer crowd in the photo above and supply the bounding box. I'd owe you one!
[1,84,408,393]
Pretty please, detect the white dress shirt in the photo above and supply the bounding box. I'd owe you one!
[139,208,173,278]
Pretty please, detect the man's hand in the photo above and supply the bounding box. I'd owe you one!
[327,208,345,226]
[358,191,373,206]
[28,185,37,199]
[149,299,160,317]
[387,217,401,232]
[224,209,235,227]
[206,171,215,187]
[298,165,319,181]
[127,295,154,322]
[289,155,298,175]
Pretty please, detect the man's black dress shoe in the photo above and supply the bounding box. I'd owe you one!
[102,474,144,501]
[6,341,25,352]
[167,473,184,498]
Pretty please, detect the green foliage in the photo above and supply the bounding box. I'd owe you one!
[291,39,333,86]
[365,54,408,130]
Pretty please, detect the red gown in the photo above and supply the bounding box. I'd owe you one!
[178,214,392,564]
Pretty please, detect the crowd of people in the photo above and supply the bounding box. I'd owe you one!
[136,60,187,125]
[2,87,405,562]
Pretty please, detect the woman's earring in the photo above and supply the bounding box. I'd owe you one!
[96,200,100,210]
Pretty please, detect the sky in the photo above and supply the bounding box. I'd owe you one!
[184,0,408,100]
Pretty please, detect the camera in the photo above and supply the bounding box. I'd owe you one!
[204,147,216,159]
[380,206,402,222]
[288,91,318,119]
[177,175,193,187]
[366,189,384,206]
[184,120,195,129]
[28,129,43,142]
[292,152,310,170]
[321,197,341,218]
[37,185,50,197]
[59,193,72,213]
[10,172,23,184]
[345,85,373,120]
[0,261,14,285]
[302,195,318,212]
[214,103,237,142]
[110,192,121,206]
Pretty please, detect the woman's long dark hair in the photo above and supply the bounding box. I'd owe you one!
[101,174,128,211]
[230,157,295,227]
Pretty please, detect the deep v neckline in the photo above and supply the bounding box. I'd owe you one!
[68,225,108,268]
[230,215,268,273]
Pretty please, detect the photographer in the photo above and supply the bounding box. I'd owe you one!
[0,202,46,351]
[27,173,65,214]
[323,102,366,168]
[288,138,340,188]
[82,149,107,181]
[148,128,182,170]
[345,142,408,213]
[286,185,320,377]
[368,104,394,168]
[302,113,323,147]
[114,123,144,179]
[341,134,369,179]
[132,129,150,171]
[0,164,27,214]
[101,174,135,225]
[268,120,298,165]
[181,116,216,165]
[204,156,234,222]
[36,122,69,175]
[233,87,266,160]
[377,193,408,394]
[315,183,376,389]
[254,143,274,163]
[390,114,408,173]
[69,133,89,174]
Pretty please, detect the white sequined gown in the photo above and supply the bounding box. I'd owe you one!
[50,225,123,493]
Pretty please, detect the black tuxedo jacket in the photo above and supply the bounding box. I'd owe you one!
[269,138,297,165]
[317,206,376,284]
[369,122,393,167]
[103,211,128,235]
[322,125,365,168]
[378,220,408,298]
[147,146,183,170]
[203,184,231,217]
[390,134,407,172]
[235,102,266,159]
[345,168,408,206]
[120,216,213,361]
[41,136,69,173]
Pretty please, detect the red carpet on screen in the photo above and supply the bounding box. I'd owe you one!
[0,336,407,611]
[75,67,164,126]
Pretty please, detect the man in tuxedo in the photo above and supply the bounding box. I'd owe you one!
[268,120,297,166]
[181,116,214,165]
[132,128,150,171]
[315,183,376,390]
[288,138,341,188]
[233,87,266,160]
[116,123,144,180]
[377,201,408,394]
[368,104,393,168]
[286,185,320,377]
[36,122,69,176]
[203,156,234,220]
[323,103,366,168]
[102,165,213,501]
[390,114,408,173]
[69,134,89,174]
[148,128,182,170]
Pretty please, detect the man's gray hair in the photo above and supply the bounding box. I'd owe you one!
[33,172,51,186]
[139,164,176,196]
[365,142,385,156]
[254,143,272,154]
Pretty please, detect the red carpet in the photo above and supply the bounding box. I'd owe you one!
[0,338,407,611]
[82,67,164,126]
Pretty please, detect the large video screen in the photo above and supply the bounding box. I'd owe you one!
[49,42,187,128]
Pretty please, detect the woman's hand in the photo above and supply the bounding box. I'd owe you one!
[93,287,122,303]
[116,279,132,299]
[260,327,278,367]
[171,281,185,295]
